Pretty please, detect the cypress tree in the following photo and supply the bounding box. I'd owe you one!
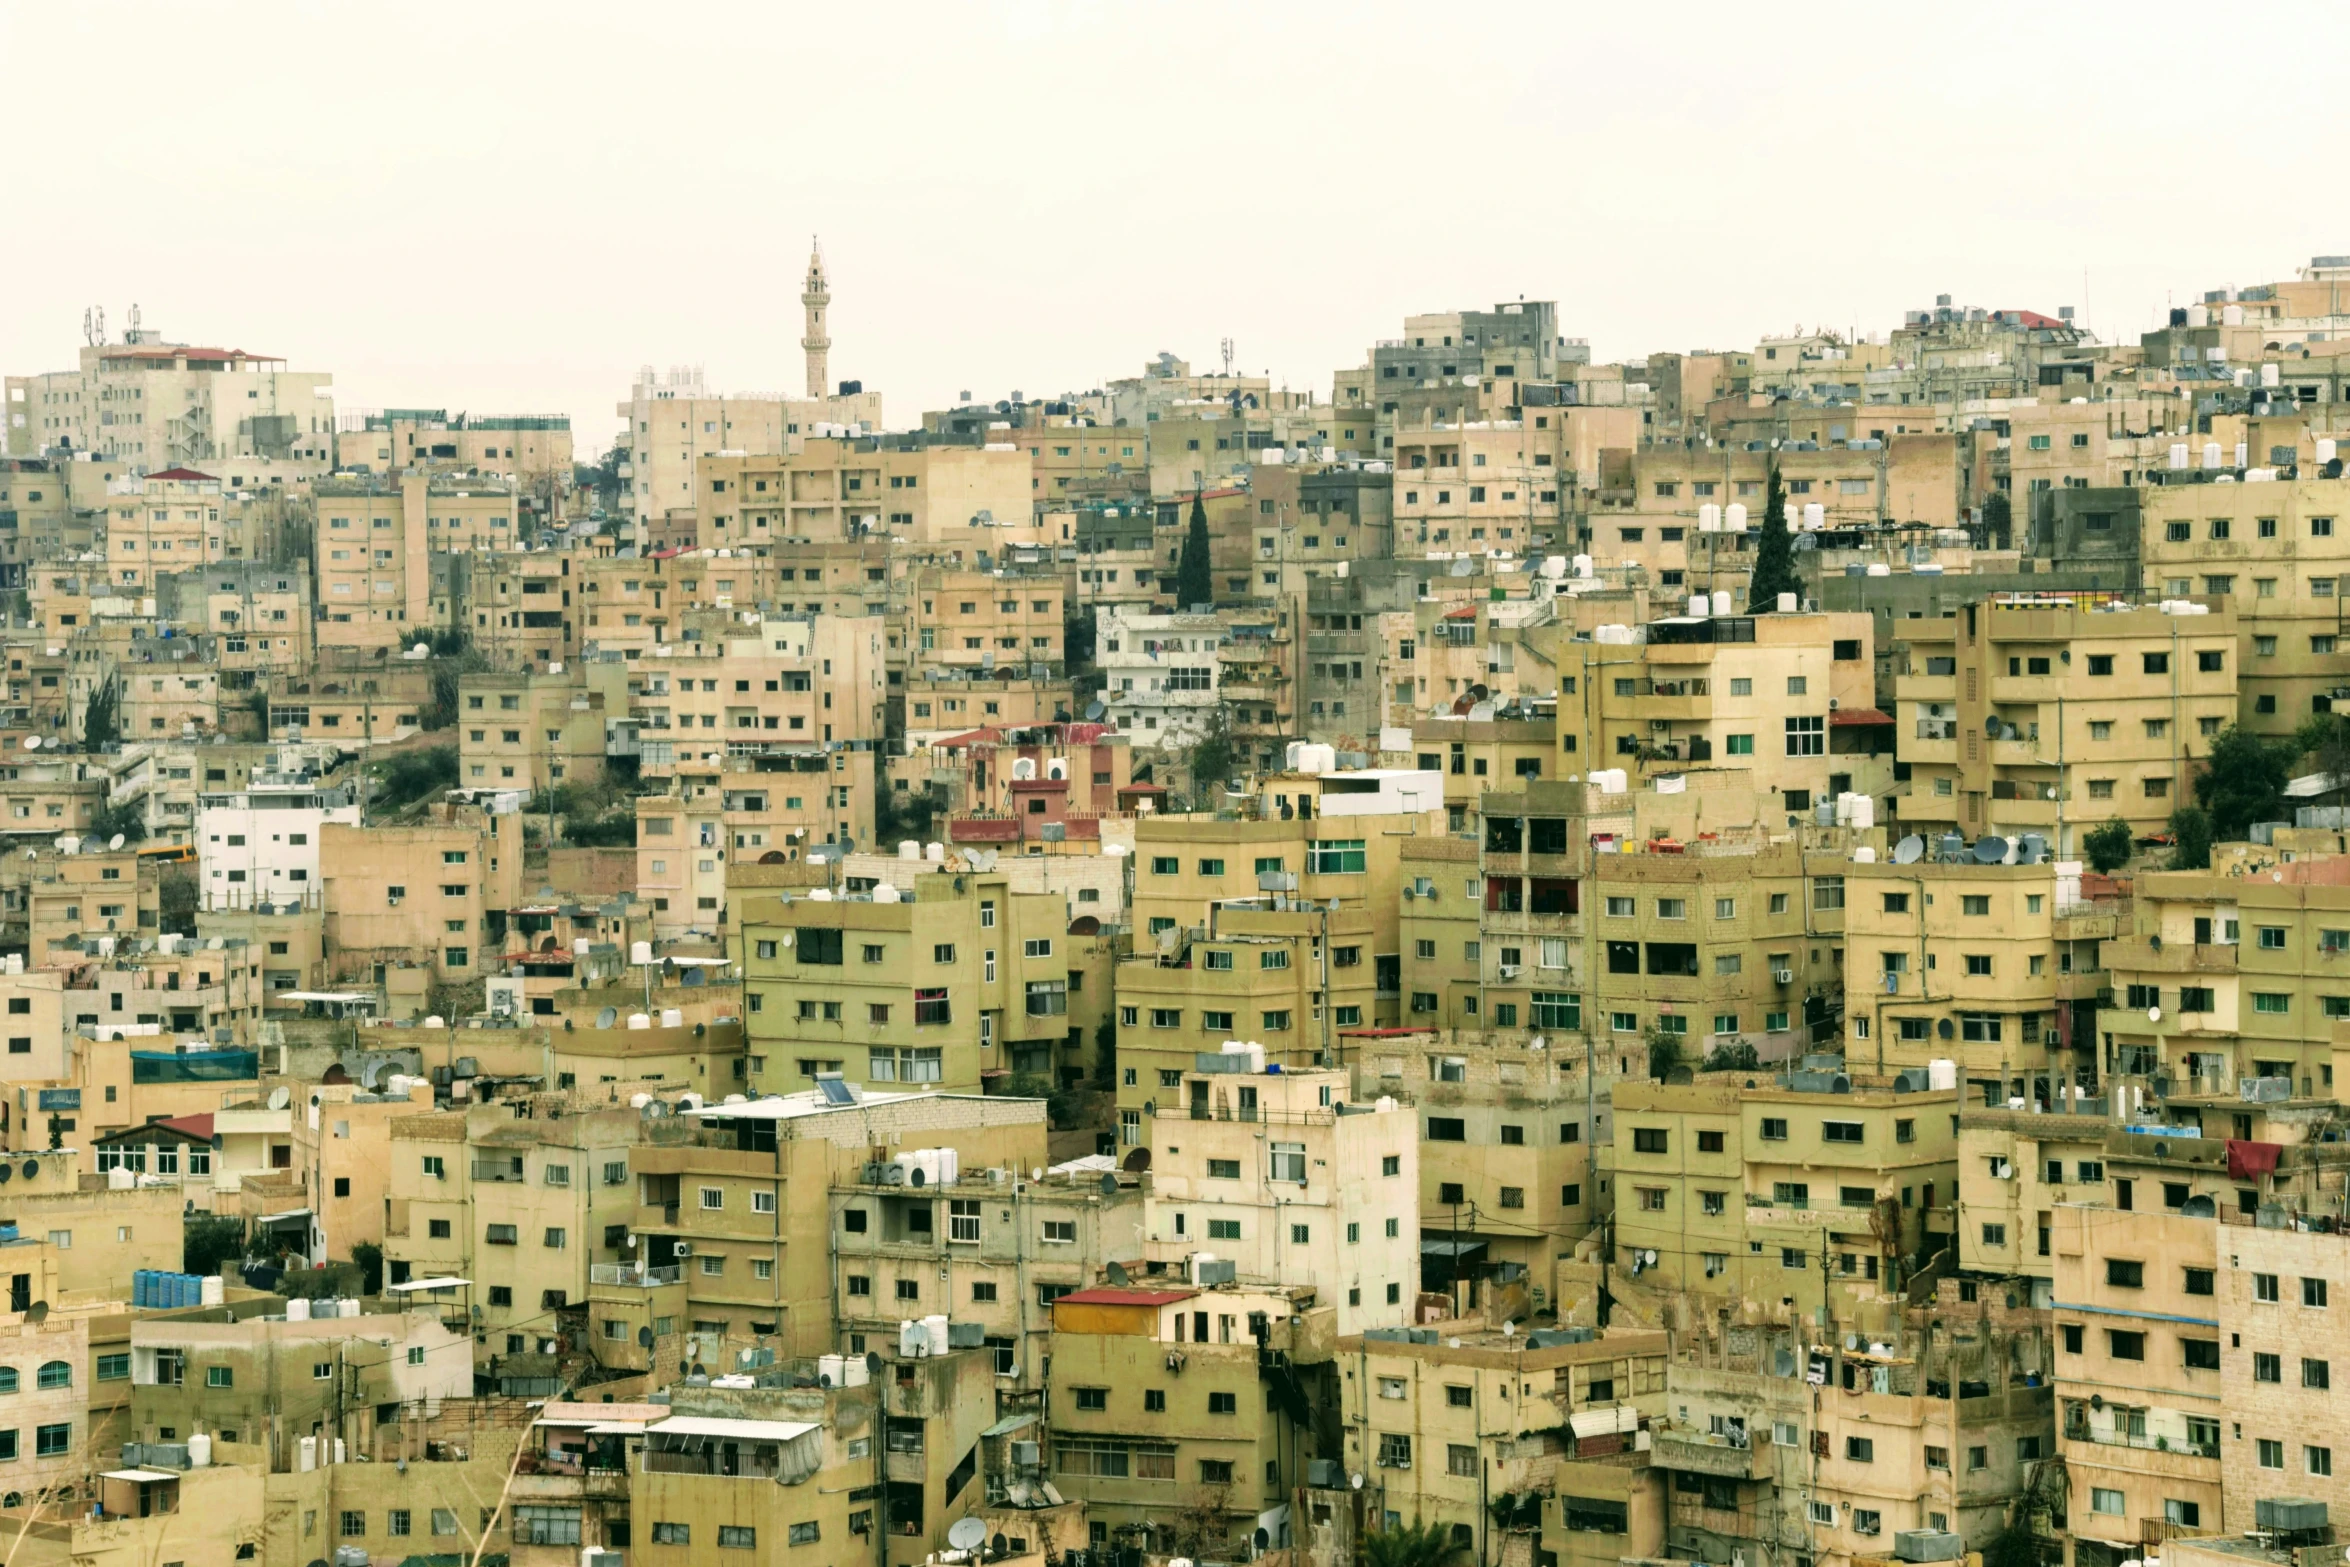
[1176,490,1213,609]
[1747,465,1800,611]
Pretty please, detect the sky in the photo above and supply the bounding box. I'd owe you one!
[9,1,2350,460]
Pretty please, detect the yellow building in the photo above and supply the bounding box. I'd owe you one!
[1608,1074,1958,1319]
[1893,597,2238,850]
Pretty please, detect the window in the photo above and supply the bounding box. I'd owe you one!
[2106,1259,2144,1288]
[2307,1277,2330,1307]
[2307,1358,2332,1389]
[2108,1330,2145,1360]
[2184,1338,2220,1370]
[1784,716,1823,756]
[206,1365,233,1388]
[652,1525,691,1546]
[2257,1352,2283,1382]
[2091,1489,2125,1517]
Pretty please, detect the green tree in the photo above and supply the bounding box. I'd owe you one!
[90,799,147,847]
[1188,706,1237,799]
[184,1215,249,1277]
[1175,490,1213,609]
[1645,1027,1686,1082]
[2169,804,2213,871]
[2083,818,2134,875]
[159,864,199,935]
[1702,1040,1760,1072]
[2193,724,2291,841]
[349,1240,384,1296]
[1364,1518,1468,1567]
[82,674,122,749]
[1746,466,1799,611]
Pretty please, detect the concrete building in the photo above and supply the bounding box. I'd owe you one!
[614,365,883,535]
[6,329,334,468]
[1893,597,2238,851]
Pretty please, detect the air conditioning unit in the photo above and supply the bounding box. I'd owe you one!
[672,1241,693,1258]
[1773,968,1795,985]
[2044,1029,2061,1047]
[1497,964,1521,980]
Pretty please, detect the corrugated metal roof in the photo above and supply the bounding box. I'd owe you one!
[1053,1287,1196,1307]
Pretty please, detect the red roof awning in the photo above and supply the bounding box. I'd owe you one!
[145,467,218,483]
[1830,707,1893,726]
[1054,1287,1197,1307]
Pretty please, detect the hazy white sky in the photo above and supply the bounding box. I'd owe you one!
[9,1,2348,459]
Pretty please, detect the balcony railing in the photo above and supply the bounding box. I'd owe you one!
[590,1263,682,1287]
[2064,1421,2217,1460]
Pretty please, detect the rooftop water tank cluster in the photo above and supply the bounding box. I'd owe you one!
[133,1270,224,1308]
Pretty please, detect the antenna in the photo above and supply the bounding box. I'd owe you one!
[1221,338,1234,376]
[128,303,141,339]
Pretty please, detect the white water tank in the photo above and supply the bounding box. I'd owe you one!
[627,1012,652,1030]
[2203,442,2223,469]
[1697,503,1721,531]
[937,1146,960,1184]
[630,940,654,965]
[818,1353,846,1387]
[299,1435,318,1472]
[187,1433,212,1467]
[1851,795,1875,830]
[1783,502,1799,529]
[573,938,591,956]
[2168,442,2189,470]
[201,1275,225,1306]
[925,842,946,862]
[1246,1042,1267,1074]
[1572,553,1594,576]
[1928,1059,1959,1092]
[1853,846,1876,864]
[924,1314,951,1356]
[660,1008,684,1028]
[334,1440,346,1465]
[108,1166,134,1190]
[842,1353,871,1386]
[2224,303,2245,326]
[287,1297,312,1321]
[1776,592,1798,613]
[899,840,921,860]
[2186,304,2209,328]
[874,884,901,904]
[2261,362,2281,388]
[1725,503,1747,532]
[1802,502,1825,530]
[1688,594,1710,618]
[1711,590,1732,616]
[900,1319,925,1357]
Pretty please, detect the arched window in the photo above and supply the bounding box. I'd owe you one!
[0,1366,18,1393]
[36,1360,70,1389]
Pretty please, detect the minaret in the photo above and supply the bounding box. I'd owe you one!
[801,238,831,400]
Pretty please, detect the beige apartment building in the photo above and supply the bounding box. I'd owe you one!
[1344,1324,1670,1567]
[615,1085,1047,1363]
[313,472,517,650]
[7,335,334,467]
[1586,610,1878,810]
[737,868,1087,1096]
[1110,904,1381,1121]
[458,660,631,794]
[319,810,523,986]
[381,1095,647,1363]
[1609,1075,1958,1321]
[103,467,230,588]
[2140,473,2350,737]
[631,613,885,772]
[634,748,877,940]
[1844,856,2121,1088]
[830,1159,1142,1390]
[334,409,573,483]
[1391,418,1569,556]
[1894,597,2239,850]
[2096,858,2350,1104]
[900,560,1066,681]
[616,364,883,532]
[699,438,1030,546]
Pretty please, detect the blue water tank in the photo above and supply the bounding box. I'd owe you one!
[132,1270,150,1308]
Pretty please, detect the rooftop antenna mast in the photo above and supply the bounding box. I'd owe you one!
[1221,337,1234,377]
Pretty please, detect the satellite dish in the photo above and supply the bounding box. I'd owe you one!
[1122,1147,1152,1172]
[1891,835,1925,865]
[0,1164,11,1184]
[1529,1036,1546,1052]
[20,736,36,750]
[108,834,124,851]
[1106,1261,1130,1286]
[1256,1529,1272,1551]
[949,1520,988,1553]
[865,1351,884,1374]
[1099,1172,1119,1196]
[267,1086,291,1111]
[1349,1472,1364,1490]
[1973,835,2009,864]
[596,1006,618,1029]
[2148,1006,2162,1022]
[637,1326,654,1348]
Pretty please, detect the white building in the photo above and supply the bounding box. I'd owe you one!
[7,325,335,468]
[1141,1063,1418,1338]
[196,768,359,910]
[1095,606,1227,745]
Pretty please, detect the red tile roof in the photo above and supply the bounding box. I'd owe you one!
[144,468,218,483]
[1053,1287,1196,1307]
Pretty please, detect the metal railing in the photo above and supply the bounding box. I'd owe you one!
[590,1263,682,1287]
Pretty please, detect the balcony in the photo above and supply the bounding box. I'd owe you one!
[2106,937,2236,976]
[590,1262,682,1287]
[1650,1429,1769,1480]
